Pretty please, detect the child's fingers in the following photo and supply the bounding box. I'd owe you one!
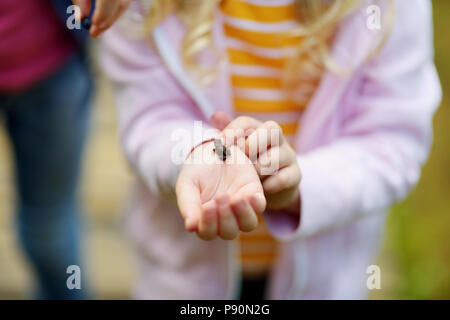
[235,183,266,215]
[231,198,258,232]
[216,195,239,240]
[262,165,302,195]
[197,201,218,240]
[254,146,293,178]
[211,111,233,131]
[245,121,285,161]
[221,116,262,147]
[266,187,300,211]
[249,192,267,215]
[175,179,202,232]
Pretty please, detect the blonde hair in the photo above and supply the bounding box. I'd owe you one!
[144,0,393,87]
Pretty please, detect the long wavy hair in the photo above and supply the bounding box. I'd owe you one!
[139,0,393,87]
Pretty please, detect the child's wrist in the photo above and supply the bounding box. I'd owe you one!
[186,138,216,160]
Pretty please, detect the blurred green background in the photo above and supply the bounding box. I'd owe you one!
[0,1,449,299]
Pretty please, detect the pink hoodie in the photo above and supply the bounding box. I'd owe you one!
[100,0,441,299]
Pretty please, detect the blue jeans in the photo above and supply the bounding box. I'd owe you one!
[0,53,92,299]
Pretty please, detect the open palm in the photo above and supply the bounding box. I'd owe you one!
[176,141,266,240]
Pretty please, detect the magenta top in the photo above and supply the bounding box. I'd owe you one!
[0,0,77,92]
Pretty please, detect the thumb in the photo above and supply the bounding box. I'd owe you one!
[210,111,232,131]
[176,178,202,232]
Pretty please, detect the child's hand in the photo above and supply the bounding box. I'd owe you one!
[72,0,132,37]
[176,141,266,240]
[212,112,302,211]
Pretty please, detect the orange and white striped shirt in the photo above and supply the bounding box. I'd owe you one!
[221,0,316,277]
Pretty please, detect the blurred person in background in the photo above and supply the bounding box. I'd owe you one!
[101,0,441,299]
[0,0,130,299]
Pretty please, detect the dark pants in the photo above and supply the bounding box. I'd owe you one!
[0,53,92,299]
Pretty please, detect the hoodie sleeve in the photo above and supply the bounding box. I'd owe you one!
[266,0,442,240]
[99,25,219,200]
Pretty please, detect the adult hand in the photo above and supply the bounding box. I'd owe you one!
[72,0,132,37]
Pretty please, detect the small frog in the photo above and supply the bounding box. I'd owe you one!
[213,139,231,161]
